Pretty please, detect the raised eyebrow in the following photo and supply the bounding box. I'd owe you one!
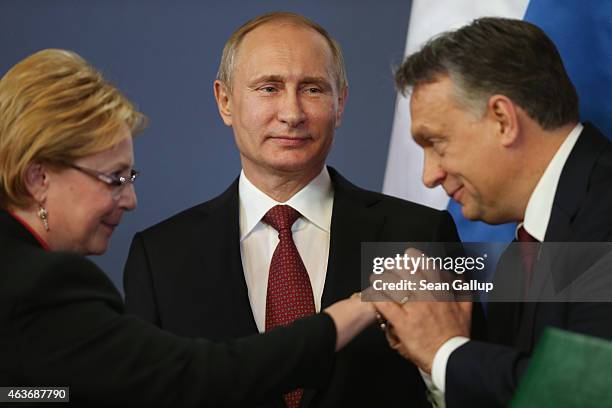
[301,77,332,87]
[411,129,429,146]
[300,77,332,91]
[248,75,285,86]
[412,127,442,145]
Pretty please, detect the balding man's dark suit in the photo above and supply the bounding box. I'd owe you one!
[124,167,460,407]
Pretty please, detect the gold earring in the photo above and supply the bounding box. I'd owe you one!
[38,205,49,231]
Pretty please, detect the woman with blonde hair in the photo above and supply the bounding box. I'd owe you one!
[0,49,374,406]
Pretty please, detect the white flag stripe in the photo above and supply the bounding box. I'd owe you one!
[383,0,530,210]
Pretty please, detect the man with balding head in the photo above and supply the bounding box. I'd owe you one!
[124,12,458,407]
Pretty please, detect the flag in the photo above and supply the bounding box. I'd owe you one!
[383,0,612,242]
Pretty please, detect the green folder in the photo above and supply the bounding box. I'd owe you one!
[512,328,612,407]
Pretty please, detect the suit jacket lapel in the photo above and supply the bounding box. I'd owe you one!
[320,167,387,308]
[522,124,607,350]
[203,178,259,337]
[301,168,386,408]
[545,123,607,242]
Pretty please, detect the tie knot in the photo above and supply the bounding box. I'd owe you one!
[263,205,301,232]
[518,226,538,243]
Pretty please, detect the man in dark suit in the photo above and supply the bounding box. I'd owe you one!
[124,11,459,408]
[375,17,612,407]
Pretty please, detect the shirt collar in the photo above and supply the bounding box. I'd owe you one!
[5,209,51,251]
[238,167,334,241]
[520,123,583,241]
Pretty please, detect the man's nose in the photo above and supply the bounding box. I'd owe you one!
[277,92,306,127]
[422,150,446,188]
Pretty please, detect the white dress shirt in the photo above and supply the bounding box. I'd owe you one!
[428,123,584,395]
[238,167,334,333]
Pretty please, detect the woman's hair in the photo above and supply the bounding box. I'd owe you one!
[0,49,147,208]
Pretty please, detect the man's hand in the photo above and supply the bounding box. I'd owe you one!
[371,248,471,373]
[375,300,471,373]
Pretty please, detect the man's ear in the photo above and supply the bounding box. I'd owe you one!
[23,162,50,203]
[334,86,349,128]
[214,80,233,127]
[486,94,520,147]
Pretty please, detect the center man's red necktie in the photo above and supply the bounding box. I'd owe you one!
[263,205,316,408]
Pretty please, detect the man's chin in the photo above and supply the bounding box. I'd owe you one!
[460,207,479,221]
[462,206,509,225]
[460,204,486,222]
[265,159,324,176]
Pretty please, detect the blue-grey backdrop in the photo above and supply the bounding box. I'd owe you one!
[0,1,411,293]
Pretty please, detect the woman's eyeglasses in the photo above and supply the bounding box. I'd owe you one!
[70,164,140,199]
